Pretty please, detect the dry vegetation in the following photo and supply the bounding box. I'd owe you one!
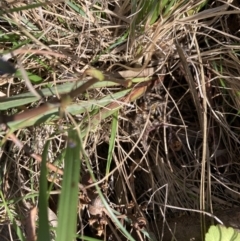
[1,0,240,241]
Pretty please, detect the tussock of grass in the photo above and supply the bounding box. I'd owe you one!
[1,0,240,241]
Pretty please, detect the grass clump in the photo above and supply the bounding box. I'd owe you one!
[0,1,240,241]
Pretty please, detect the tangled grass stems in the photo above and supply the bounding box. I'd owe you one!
[1,1,240,241]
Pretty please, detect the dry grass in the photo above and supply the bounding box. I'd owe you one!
[1,0,240,240]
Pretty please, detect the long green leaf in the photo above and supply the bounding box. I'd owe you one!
[106,110,118,176]
[0,80,125,110]
[66,1,86,16]
[56,129,81,241]
[83,153,135,241]
[5,89,130,132]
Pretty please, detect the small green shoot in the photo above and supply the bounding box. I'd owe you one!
[15,70,43,84]
[0,192,26,241]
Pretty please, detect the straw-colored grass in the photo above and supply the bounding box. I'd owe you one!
[1,0,240,241]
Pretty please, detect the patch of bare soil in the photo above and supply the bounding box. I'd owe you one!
[154,207,240,241]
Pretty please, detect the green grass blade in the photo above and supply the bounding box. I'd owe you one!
[5,89,131,132]
[83,154,135,241]
[37,141,51,241]
[106,110,118,176]
[137,0,161,25]
[78,236,104,241]
[56,129,81,241]
[15,70,43,84]
[0,80,127,110]
[91,31,128,64]
[66,1,86,16]
[0,2,48,15]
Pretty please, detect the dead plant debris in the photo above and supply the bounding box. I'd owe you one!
[1,1,240,241]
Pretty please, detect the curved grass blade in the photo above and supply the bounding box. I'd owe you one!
[82,151,135,241]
